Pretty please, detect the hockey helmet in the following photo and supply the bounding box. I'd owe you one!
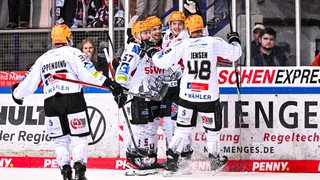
[131,20,151,36]
[185,14,204,33]
[51,24,72,44]
[169,11,186,22]
[146,16,162,28]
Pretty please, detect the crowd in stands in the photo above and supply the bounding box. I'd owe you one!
[55,0,125,28]
[4,0,318,66]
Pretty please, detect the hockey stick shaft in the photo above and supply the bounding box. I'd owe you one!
[103,48,115,80]
[227,0,243,124]
[52,74,111,90]
[51,74,155,100]
[121,106,148,156]
[103,34,148,157]
[52,77,148,156]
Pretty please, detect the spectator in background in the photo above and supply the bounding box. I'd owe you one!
[80,38,96,62]
[251,23,265,53]
[80,38,109,77]
[134,0,164,21]
[55,0,77,27]
[6,0,31,29]
[251,27,295,66]
[71,0,91,28]
[311,52,320,66]
[88,0,124,28]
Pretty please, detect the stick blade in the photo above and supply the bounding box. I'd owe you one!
[128,15,139,28]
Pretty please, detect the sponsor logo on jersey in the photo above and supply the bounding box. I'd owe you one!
[164,81,178,87]
[118,62,130,74]
[145,66,164,74]
[70,118,86,129]
[184,92,212,100]
[171,102,178,117]
[84,60,94,70]
[187,82,209,91]
[202,116,213,124]
[132,44,141,55]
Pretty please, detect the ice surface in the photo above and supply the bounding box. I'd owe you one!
[1,168,320,180]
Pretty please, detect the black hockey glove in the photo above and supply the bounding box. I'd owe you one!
[226,32,241,45]
[103,78,125,96]
[140,40,157,58]
[11,83,23,105]
[184,0,201,16]
[114,93,127,108]
[127,28,135,44]
[112,57,120,71]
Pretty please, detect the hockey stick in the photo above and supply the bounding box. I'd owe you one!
[121,105,148,156]
[227,0,246,172]
[103,30,149,157]
[51,74,160,101]
[226,0,243,124]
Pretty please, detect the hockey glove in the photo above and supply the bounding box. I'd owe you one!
[184,0,201,15]
[140,40,157,58]
[127,28,135,44]
[11,83,23,105]
[226,32,241,45]
[103,78,126,96]
[114,93,127,108]
[112,57,120,71]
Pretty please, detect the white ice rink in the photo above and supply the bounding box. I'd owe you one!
[1,168,320,180]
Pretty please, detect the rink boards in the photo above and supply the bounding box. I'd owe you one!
[0,67,320,173]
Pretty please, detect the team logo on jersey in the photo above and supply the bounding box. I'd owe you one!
[70,118,86,129]
[118,62,130,74]
[171,102,178,117]
[187,82,209,91]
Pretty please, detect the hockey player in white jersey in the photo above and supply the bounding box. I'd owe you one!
[143,14,242,175]
[115,19,164,175]
[11,24,126,180]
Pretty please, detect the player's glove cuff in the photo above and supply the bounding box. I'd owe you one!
[11,83,23,105]
[227,32,241,45]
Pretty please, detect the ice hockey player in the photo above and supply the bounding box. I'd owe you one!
[11,24,127,180]
[115,19,165,176]
[143,14,242,175]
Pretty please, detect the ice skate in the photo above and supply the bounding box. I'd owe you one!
[74,162,87,180]
[177,150,193,175]
[209,154,228,175]
[61,164,72,180]
[124,161,162,176]
[162,150,179,177]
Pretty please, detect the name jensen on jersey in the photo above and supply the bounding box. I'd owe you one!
[191,52,208,59]
[42,60,67,73]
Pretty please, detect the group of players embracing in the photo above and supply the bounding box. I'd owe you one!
[11,0,242,179]
[114,0,242,176]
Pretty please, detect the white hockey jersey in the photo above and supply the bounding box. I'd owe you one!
[152,36,242,102]
[13,46,106,100]
[115,42,165,97]
[162,29,189,52]
[115,42,147,94]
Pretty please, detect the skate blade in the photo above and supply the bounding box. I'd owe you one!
[162,169,192,177]
[211,163,227,176]
[125,168,160,176]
